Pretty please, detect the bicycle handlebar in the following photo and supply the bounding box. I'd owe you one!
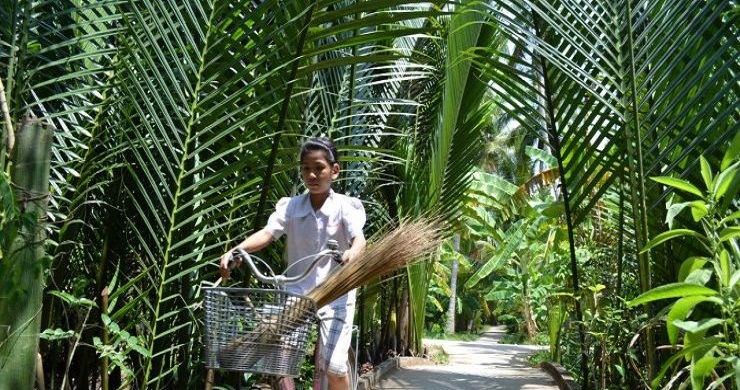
[229,239,342,288]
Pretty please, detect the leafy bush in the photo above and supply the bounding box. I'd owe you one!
[628,154,739,390]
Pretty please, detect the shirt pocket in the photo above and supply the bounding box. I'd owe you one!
[288,215,317,249]
[325,214,342,239]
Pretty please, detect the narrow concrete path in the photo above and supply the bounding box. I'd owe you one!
[375,326,560,390]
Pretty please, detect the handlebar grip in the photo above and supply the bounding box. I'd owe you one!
[229,248,273,283]
[230,248,250,269]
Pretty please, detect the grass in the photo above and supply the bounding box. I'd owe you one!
[527,349,550,367]
[500,331,549,346]
[424,344,449,365]
[497,329,552,368]
[423,325,487,342]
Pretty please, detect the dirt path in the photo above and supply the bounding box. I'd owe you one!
[373,326,560,390]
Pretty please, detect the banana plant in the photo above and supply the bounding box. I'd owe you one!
[628,149,739,390]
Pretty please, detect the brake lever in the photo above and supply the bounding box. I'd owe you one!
[230,247,249,269]
[326,239,343,265]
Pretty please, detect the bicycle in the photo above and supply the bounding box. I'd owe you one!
[203,240,358,390]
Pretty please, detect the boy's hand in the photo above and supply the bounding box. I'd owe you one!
[219,249,242,279]
[219,251,231,279]
[341,249,356,264]
[343,233,366,264]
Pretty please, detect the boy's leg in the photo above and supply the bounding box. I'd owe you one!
[313,339,323,390]
[317,303,355,390]
[277,377,295,390]
[326,373,350,390]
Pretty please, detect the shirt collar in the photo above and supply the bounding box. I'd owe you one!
[294,189,337,217]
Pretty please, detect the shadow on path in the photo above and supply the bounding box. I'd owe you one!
[375,326,559,390]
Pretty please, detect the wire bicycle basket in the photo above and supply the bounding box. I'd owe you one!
[203,287,317,377]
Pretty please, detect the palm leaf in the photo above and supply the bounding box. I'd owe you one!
[401,2,504,353]
[114,1,446,385]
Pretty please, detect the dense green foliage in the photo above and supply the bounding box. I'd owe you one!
[628,154,739,389]
[0,0,737,389]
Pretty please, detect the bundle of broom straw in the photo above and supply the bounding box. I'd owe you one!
[307,217,442,307]
[217,217,442,370]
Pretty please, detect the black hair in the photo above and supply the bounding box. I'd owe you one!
[299,137,339,164]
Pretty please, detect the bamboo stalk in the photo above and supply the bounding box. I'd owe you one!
[0,77,14,155]
[0,114,54,390]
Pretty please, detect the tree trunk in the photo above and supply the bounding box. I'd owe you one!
[522,297,539,339]
[0,114,54,390]
[397,287,409,355]
[445,235,459,334]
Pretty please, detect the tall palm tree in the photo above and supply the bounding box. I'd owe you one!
[405,1,506,352]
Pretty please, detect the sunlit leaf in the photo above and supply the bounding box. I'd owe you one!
[678,257,710,283]
[713,160,738,200]
[39,328,76,341]
[666,296,722,345]
[719,227,740,243]
[689,200,708,222]
[666,201,692,229]
[699,156,713,192]
[48,290,97,308]
[641,229,707,253]
[729,270,740,290]
[692,354,720,390]
[720,210,740,225]
[684,268,712,286]
[651,176,704,198]
[627,283,718,307]
[718,250,731,288]
[673,318,725,334]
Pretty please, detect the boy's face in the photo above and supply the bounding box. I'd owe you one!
[301,150,339,195]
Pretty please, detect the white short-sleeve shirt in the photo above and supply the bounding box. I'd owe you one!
[265,190,366,307]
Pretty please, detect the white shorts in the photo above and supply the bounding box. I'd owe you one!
[317,302,354,376]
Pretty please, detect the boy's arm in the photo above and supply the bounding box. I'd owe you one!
[234,228,274,252]
[219,228,274,278]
